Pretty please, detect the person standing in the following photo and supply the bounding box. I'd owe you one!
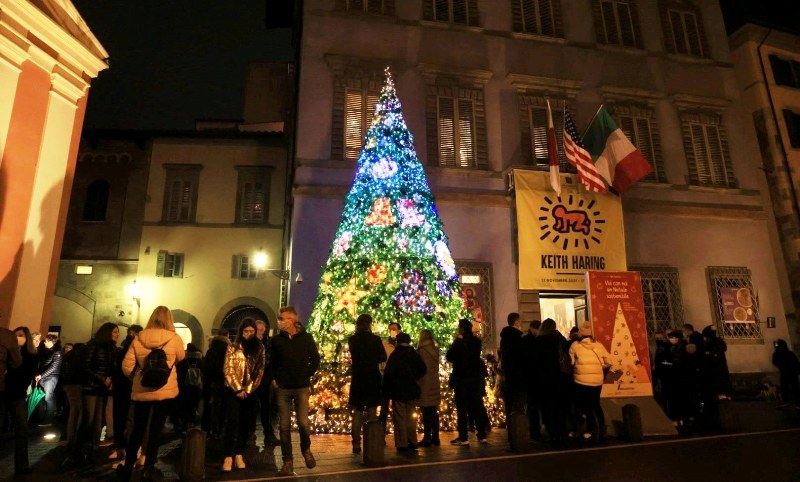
[271,306,320,476]
[175,343,204,432]
[379,322,401,430]
[347,313,386,454]
[772,339,800,408]
[447,319,489,446]
[414,329,441,447]
[383,332,426,452]
[532,319,570,443]
[221,319,265,472]
[35,334,62,425]
[117,306,185,481]
[6,327,34,475]
[81,322,119,461]
[109,324,142,460]
[201,330,230,438]
[59,342,85,463]
[521,319,542,439]
[498,313,525,439]
[254,319,279,446]
[569,321,611,442]
[700,324,732,430]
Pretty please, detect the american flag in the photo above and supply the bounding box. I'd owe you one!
[563,109,607,193]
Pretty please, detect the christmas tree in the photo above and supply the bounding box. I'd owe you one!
[604,303,650,388]
[305,69,473,432]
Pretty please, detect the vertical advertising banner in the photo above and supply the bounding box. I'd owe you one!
[585,271,653,398]
[720,287,756,323]
[514,170,626,290]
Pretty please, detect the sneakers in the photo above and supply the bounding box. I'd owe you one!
[278,459,295,476]
[302,449,316,469]
[108,448,126,460]
[478,438,489,444]
[234,454,246,469]
[221,457,232,472]
[450,437,469,446]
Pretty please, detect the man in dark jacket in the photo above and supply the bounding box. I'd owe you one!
[347,313,386,454]
[270,306,320,476]
[447,319,489,445]
[255,319,279,445]
[499,313,525,429]
[521,319,541,439]
[35,334,63,425]
[383,332,425,452]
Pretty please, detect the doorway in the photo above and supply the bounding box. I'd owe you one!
[538,291,586,337]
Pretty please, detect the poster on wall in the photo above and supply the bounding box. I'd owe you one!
[514,169,626,291]
[461,284,486,337]
[721,287,756,323]
[585,271,653,398]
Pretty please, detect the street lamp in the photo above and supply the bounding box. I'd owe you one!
[253,250,268,271]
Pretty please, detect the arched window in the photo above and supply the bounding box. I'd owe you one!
[82,179,110,221]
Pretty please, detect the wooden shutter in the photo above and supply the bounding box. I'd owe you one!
[601,1,619,45]
[452,0,467,24]
[539,0,555,36]
[345,89,364,160]
[457,98,476,168]
[156,250,166,277]
[635,117,657,181]
[705,125,726,186]
[690,124,710,184]
[512,0,525,32]
[434,0,449,21]
[167,180,181,221]
[174,254,184,278]
[438,96,456,167]
[530,106,548,165]
[684,12,702,56]
[232,255,240,279]
[669,10,686,54]
[467,0,479,26]
[617,2,635,47]
[179,181,192,221]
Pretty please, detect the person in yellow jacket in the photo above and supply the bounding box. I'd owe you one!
[568,321,612,442]
[117,306,185,481]
[221,318,265,472]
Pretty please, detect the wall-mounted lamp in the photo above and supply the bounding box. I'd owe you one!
[295,273,303,284]
[253,250,268,270]
[128,280,141,307]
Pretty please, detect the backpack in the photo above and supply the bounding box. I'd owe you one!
[184,362,203,391]
[139,341,173,389]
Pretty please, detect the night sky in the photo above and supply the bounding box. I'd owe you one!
[74,0,292,131]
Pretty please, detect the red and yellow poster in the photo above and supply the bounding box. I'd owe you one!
[585,271,653,398]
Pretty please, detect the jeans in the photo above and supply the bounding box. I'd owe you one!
[124,399,170,470]
[257,384,275,437]
[223,390,256,456]
[83,394,107,453]
[63,385,83,454]
[277,387,311,459]
[39,377,58,423]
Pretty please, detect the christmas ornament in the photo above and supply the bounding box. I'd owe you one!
[332,278,368,319]
[364,198,396,226]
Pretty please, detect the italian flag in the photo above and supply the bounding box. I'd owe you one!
[582,108,653,195]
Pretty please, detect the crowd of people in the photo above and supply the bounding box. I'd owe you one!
[0,306,797,479]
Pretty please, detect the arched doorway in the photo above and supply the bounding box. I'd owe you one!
[220,305,268,342]
[171,310,204,351]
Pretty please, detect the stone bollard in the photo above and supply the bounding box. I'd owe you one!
[622,404,643,442]
[362,419,385,467]
[179,427,206,481]
[508,411,530,453]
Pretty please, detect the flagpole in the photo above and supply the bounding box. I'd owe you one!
[582,103,605,139]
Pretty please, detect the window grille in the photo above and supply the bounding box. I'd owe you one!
[156,251,184,278]
[512,0,560,37]
[706,266,764,343]
[631,266,684,339]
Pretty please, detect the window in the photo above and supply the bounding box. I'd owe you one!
[631,266,684,339]
[344,88,380,160]
[660,1,709,58]
[423,0,479,26]
[162,164,202,223]
[82,179,110,222]
[425,79,488,169]
[512,0,562,37]
[783,110,800,148]
[611,104,665,182]
[335,0,395,14]
[519,97,572,172]
[770,55,800,88]
[594,0,641,48]
[156,251,184,278]
[706,266,763,342]
[236,167,271,223]
[680,112,736,187]
[232,255,263,280]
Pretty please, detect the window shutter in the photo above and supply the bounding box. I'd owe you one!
[592,0,607,44]
[438,96,456,167]
[634,117,657,181]
[384,0,395,15]
[156,251,166,277]
[660,4,675,54]
[180,181,193,221]
[512,0,525,32]
[252,182,265,222]
[345,89,364,160]
[167,180,181,221]
[452,0,467,24]
[669,10,687,54]
[434,0,449,21]
[467,0,479,26]
[531,106,548,165]
[232,255,240,279]
[457,98,476,168]
[684,13,702,56]
[617,3,635,47]
[705,125,727,186]
[628,0,642,48]
[690,124,710,184]
[539,0,554,36]
[174,254,184,278]
[601,1,618,44]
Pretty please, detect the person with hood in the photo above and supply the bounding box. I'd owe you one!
[109,324,142,460]
[6,327,36,475]
[201,329,230,438]
[568,321,611,442]
[117,306,185,481]
[35,333,62,425]
[383,332,426,452]
[532,319,570,443]
[221,319,265,472]
[498,313,525,433]
[175,343,204,432]
[772,339,800,408]
[447,319,489,446]
[271,306,320,476]
[414,329,441,447]
[81,322,119,461]
[347,313,386,454]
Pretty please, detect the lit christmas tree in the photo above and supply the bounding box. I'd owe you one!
[305,69,477,433]
[604,303,650,389]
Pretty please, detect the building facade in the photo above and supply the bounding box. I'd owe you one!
[289,0,794,378]
[0,0,107,331]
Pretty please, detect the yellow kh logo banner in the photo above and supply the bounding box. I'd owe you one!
[514,169,627,290]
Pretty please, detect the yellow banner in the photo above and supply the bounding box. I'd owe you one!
[514,169,626,290]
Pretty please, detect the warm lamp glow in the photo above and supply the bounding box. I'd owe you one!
[253,251,268,270]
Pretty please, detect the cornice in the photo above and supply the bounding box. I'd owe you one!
[418,62,493,86]
[623,197,766,220]
[506,73,582,98]
[599,85,663,106]
[669,93,730,111]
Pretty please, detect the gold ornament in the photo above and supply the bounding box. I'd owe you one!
[333,278,369,318]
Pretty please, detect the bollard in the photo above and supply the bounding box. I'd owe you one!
[362,419,385,467]
[622,404,643,442]
[179,427,206,481]
[508,411,530,453]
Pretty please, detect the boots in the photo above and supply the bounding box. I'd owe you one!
[221,457,232,472]
[278,458,295,476]
[234,454,246,469]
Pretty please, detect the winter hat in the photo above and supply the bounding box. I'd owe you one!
[578,321,592,337]
[396,332,412,346]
